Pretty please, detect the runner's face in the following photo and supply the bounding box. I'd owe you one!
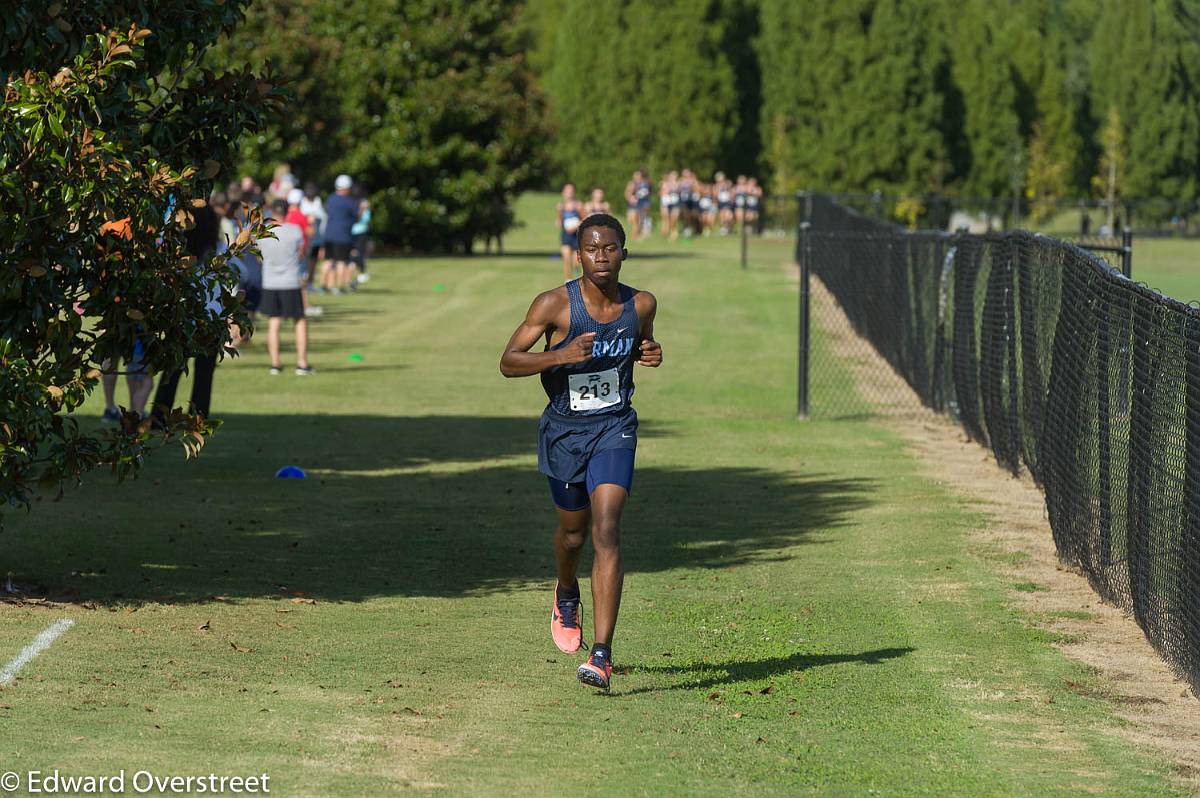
[577,226,625,285]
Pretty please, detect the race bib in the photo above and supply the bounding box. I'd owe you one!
[569,369,622,412]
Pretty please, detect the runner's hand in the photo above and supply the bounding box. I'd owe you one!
[559,332,596,365]
[637,339,662,367]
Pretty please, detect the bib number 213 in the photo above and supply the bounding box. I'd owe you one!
[569,368,621,411]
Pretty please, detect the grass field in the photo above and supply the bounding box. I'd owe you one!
[1034,207,1200,303]
[0,194,1191,795]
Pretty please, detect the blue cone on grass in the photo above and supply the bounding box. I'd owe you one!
[275,465,306,479]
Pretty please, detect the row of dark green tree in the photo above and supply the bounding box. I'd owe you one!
[532,0,1200,222]
[221,0,1200,246]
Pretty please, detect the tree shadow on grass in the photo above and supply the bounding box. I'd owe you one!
[614,647,915,696]
[3,414,875,605]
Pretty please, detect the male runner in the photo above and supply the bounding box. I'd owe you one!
[499,213,663,690]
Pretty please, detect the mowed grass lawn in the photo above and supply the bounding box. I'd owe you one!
[1039,207,1200,303]
[0,194,1187,795]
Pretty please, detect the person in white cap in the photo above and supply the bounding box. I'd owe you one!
[285,187,311,247]
[284,188,323,318]
[300,182,327,290]
[321,174,360,293]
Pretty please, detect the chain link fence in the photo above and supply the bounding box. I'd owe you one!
[797,193,1200,695]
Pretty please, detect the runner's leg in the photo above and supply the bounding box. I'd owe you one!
[588,483,627,648]
[555,505,591,593]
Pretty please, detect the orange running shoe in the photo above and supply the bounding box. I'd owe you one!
[577,649,612,690]
[551,585,585,653]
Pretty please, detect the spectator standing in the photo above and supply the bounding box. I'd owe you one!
[98,217,152,421]
[268,163,295,201]
[259,199,314,375]
[226,192,261,347]
[151,199,222,422]
[351,193,371,284]
[285,188,311,251]
[300,182,326,286]
[238,175,263,207]
[320,174,359,294]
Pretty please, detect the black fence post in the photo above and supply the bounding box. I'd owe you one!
[1121,227,1133,279]
[798,220,812,419]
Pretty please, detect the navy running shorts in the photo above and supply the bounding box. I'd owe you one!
[548,448,635,511]
[538,407,637,510]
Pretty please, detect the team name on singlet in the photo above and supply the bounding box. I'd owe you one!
[592,337,636,358]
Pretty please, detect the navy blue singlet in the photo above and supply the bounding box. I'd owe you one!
[560,205,581,248]
[541,279,639,418]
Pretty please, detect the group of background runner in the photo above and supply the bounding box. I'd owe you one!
[649,170,763,242]
[556,171,764,278]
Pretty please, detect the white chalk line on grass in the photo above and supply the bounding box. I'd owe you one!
[0,619,75,686]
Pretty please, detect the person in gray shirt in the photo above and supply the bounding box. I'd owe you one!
[258,199,314,375]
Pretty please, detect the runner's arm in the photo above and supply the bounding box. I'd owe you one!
[636,291,662,367]
[500,293,594,377]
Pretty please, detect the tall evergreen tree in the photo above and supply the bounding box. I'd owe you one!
[947,0,1023,198]
[1125,0,1200,204]
[849,0,951,192]
[545,1,630,194]
[1002,0,1089,194]
[716,0,763,179]
[1090,0,1200,211]
[759,0,951,196]
[546,0,737,196]
[516,0,568,78]
[757,0,869,193]
[1092,105,1127,229]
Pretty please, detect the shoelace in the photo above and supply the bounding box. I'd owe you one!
[555,597,580,629]
[555,596,589,650]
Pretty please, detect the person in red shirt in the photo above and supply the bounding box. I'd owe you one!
[285,188,311,250]
[285,188,316,314]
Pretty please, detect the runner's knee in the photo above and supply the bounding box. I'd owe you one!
[591,518,620,551]
[558,525,586,549]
